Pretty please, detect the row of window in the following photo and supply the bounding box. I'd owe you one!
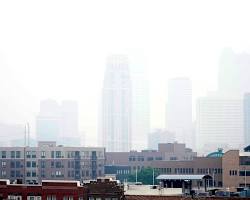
[1,150,104,159]
[8,195,75,200]
[129,156,163,162]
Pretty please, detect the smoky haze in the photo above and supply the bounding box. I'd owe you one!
[0,0,250,149]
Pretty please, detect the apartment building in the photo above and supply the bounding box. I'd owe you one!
[0,141,105,184]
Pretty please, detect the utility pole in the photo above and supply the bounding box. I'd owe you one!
[153,168,155,185]
[245,168,247,188]
[135,168,138,183]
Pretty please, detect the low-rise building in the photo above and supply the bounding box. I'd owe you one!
[0,141,105,184]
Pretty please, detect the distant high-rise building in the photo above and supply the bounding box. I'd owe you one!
[196,94,244,154]
[130,63,150,151]
[244,93,250,146]
[166,78,193,148]
[0,122,24,146]
[101,55,132,152]
[148,129,174,150]
[60,100,79,145]
[36,99,79,145]
[36,99,61,142]
[218,48,250,96]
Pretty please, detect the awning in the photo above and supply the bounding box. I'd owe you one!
[156,174,212,180]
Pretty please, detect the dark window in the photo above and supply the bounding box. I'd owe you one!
[32,161,36,168]
[16,151,21,158]
[240,171,250,176]
[11,170,15,177]
[11,161,15,168]
[11,151,15,158]
[56,161,61,168]
[147,157,153,161]
[1,151,6,158]
[16,170,21,177]
[51,161,54,167]
[56,151,61,158]
[26,161,31,168]
[41,161,46,168]
[16,161,21,168]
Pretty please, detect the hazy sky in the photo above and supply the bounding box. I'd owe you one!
[1,0,250,144]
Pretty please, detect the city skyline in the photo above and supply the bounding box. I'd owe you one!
[1,1,250,149]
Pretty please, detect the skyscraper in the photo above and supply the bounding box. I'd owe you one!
[196,94,244,154]
[218,48,250,97]
[166,78,193,148]
[101,55,132,152]
[130,63,150,151]
[244,93,250,146]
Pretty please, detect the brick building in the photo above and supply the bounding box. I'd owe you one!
[0,141,105,184]
[0,179,124,200]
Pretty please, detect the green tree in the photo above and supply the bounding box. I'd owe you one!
[128,167,160,185]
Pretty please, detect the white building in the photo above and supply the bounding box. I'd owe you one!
[101,55,132,152]
[166,78,193,149]
[196,94,244,154]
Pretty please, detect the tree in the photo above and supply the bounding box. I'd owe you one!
[128,167,160,185]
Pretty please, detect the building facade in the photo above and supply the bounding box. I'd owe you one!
[196,94,244,154]
[166,78,193,149]
[100,55,132,152]
[0,142,105,184]
[106,143,197,176]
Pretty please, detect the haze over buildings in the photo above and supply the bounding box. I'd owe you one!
[1,1,250,152]
[166,78,193,149]
[36,99,80,146]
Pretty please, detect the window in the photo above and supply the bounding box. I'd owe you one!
[147,157,153,161]
[11,170,15,177]
[51,161,54,168]
[56,151,61,158]
[47,196,56,200]
[16,151,21,158]
[51,151,54,158]
[32,161,36,168]
[26,161,31,168]
[11,151,15,158]
[56,161,62,168]
[26,151,31,158]
[8,196,22,200]
[16,161,21,168]
[41,151,46,158]
[27,171,31,177]
[11,161,15,168]
[32,171,36,177]
[41,170,45,178]
[155,157,163,161]
[63,197,73,200]
[32,151,36,158]
[240,170,250,176]
[41,161,46,168]
[1,151,6,158]
[1,161,6,167]
[16,170,21,177]
[1,170,6,177]
[170,156,177,161]
[56,170,62,177]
